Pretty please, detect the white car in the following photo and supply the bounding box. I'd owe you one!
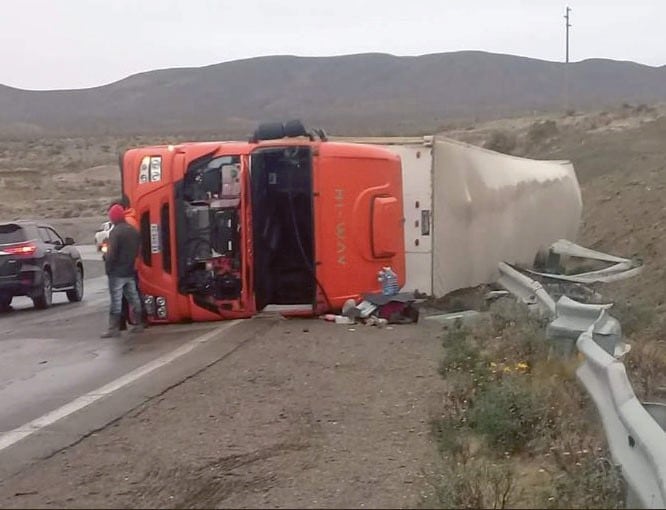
[94,221,112,252]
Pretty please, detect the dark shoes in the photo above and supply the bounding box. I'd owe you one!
[129,322,145,334]
[100,313,122,338]
[101,313,146,339]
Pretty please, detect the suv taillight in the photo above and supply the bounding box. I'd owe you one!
[3,242,37,256]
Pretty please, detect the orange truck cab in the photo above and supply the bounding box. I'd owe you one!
[120,121,405,323]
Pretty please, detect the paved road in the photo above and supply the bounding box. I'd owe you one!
[0,250,241,472]
[76,243,102,262]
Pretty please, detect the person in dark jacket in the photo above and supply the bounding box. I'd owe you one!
[105,200,143,332]
[101,204,144,338]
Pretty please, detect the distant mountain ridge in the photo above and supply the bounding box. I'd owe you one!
[1,51,666,137]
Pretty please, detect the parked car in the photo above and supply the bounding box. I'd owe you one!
[0,221,84,311]
[94,221,112,251]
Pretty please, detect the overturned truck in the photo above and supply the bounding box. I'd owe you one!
[119,121,582,324]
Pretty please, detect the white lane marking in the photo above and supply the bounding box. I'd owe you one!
[0,320,240,452]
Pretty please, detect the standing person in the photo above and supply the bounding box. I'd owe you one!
[106,200,141,331]
[101,204,144,338]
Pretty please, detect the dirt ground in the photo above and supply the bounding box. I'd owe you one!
[0,318,447,509]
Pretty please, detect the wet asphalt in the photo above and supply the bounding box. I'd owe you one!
[0,247,218,433]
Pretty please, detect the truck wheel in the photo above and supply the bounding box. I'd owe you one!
[33,269,53,309]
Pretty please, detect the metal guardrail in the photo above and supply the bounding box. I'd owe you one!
[577,319,666,509]
[496,248,666,509]
[497,262,556,315]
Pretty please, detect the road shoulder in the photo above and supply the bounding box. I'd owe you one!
[0,318,446,509]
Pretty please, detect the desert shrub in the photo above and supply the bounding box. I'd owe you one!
[634,103,656,115]
[427,297,625,508]
[439,326,484,375]
[431,413,467,457]
[625,339,666,400]
[469,376,548,454]
[47,146,64,156]
[426,459,516,509]
[526,120,558,147]
[609,300,655,337]
[484,130,517,154]
[540,455,624,509]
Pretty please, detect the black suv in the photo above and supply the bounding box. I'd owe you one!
[0,221,84,311]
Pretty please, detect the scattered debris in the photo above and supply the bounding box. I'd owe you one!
[320,275,419,326]
[365,317,388,328]
[377,266,399,296]
[424,310,482,326]
[322,314,356,325]
[530,239,643,284]
[423,284,496,313]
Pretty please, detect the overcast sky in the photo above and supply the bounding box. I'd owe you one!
[1,0,664,90]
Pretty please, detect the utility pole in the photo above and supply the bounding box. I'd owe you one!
[564,6,572,63]
[563,6,572,112]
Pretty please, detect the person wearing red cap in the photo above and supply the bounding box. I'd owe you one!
[101,203,143,338]
[105,199,144,331]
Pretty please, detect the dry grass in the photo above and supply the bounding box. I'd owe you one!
[423,299,625,509]
[0,134,199,220]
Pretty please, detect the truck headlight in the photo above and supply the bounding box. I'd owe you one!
[143,295,155,315]
[150,156,162,182]
[139,156,150,184]
[155,296,167,319]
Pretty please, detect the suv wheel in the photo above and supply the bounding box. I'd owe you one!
[33,269,53,309]
[67,266,84,302]
[0,293,11,312]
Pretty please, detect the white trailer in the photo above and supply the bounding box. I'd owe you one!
[334,135,583,297]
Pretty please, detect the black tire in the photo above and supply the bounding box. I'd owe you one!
[0,293,12,312]
[33,269,53,310]
[66,266,84,302]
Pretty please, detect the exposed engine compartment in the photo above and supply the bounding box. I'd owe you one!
[176,155,243,307]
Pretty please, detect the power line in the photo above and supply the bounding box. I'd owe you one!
[565,6,572,63]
